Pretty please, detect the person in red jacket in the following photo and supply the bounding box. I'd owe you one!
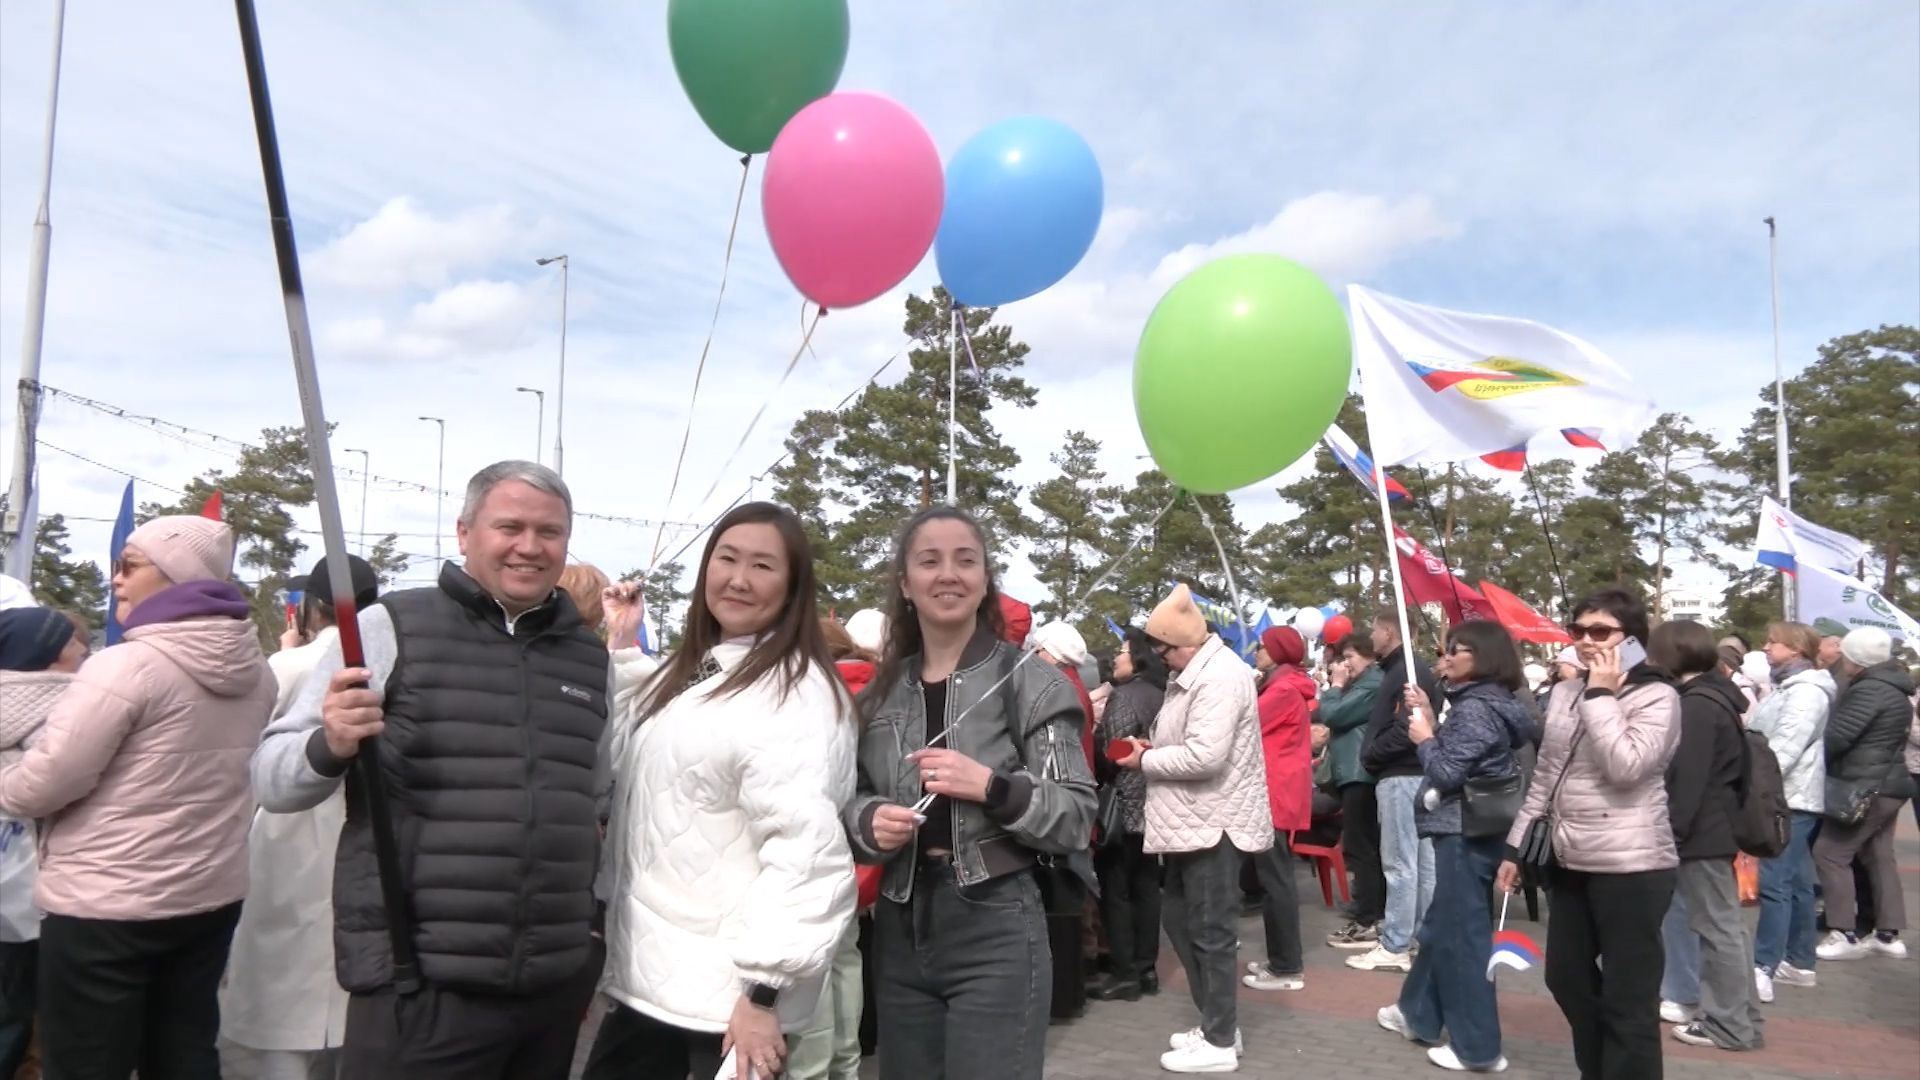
[1244,626,1315,993]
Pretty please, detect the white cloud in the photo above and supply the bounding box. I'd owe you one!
[1149,193,1462,288]
[308,197,534,292]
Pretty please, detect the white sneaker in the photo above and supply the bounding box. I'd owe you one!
[1817,931,1871,961]
[1869,935,1910,959]
[1160,1039,1239,1073]
[1774,961,1818,987]
[1753,966,1774,1004]
[1346,943,1413,972]
[1660,1000,1701,1024]
[1169,1027,1244,1054]
[1377,1004,1437,1045]
[1427,1044,1508,1072]
[1242,962,1305,991]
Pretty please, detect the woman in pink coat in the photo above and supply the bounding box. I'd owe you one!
[1244,626,1316,993]
[0,515,274,1079]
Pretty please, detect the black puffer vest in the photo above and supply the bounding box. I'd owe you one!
[334,564,608,994]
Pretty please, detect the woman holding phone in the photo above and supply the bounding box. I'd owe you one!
[1498,588,1682,1080]
[840,507,1096,1080]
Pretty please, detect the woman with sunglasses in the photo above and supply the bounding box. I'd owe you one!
[1379,621,1533,1073]
[591,502,857,1080]
[1498,588,1682,1080]
[842,507,1096,1080]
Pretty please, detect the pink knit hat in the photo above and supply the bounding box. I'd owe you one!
[125,515,235,584]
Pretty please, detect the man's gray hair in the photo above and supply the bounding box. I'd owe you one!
[459,460,573,526]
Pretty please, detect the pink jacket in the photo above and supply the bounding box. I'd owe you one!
[1506,675,1682,875]
[0,590,273,920]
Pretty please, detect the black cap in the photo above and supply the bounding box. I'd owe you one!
[304,554,380,610]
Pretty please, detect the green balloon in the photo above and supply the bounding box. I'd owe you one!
[1133,255,1352,494]
[668,0,851,155]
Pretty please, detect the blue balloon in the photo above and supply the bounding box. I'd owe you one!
[936,117,1103,307]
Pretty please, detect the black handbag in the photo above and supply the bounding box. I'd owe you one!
[1822,776,1877,827]
[1461,772,1525,839]
[1094,783,1126,850]
[1515,724,1586,872]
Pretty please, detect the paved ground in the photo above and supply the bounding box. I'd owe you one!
[578,814,1920,1079]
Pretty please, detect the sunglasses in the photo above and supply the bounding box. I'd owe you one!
[111,558,152,577]
[1566,622,1624,642]
[1445,643,1475,656]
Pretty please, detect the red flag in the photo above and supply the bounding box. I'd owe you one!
[200,490,224,520]
[1476,579,1571,645]
[998,593,1032,646]
[1391,527,1490,625]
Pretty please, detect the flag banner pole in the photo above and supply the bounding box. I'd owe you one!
[233,0,419,994]
[1357,385,1417,660]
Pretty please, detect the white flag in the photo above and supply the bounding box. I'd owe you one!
[1796,563,1920,644]
[1752,496,1869,576]
[1348,285,1657,467]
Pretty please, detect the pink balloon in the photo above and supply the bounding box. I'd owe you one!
[762,92,944,309]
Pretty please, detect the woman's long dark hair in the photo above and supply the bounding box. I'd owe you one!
[1446,620,1525,691]
[860,506,1006,720]
[638,501,846,721]
[1121,626,1169,691]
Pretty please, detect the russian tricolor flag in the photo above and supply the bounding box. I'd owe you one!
[1322,424,1411,503]
[1479,429,1609,472]
[1487,929,1542,980]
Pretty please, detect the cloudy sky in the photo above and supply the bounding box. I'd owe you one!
[2,1,1915,611]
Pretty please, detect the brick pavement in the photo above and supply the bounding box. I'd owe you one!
[576,816,1920,1079]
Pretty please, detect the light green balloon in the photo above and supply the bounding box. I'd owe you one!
[1133,255,1352,494]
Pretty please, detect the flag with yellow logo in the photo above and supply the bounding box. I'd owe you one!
[1348,285,1656,467]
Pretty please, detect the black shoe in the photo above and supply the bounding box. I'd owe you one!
[1088,976,1141,1002]
[1140,971,1160,996]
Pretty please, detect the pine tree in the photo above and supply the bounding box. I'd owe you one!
[30,514,109,632]
[767,409,865,606]
[1248,396,1385,615]
[1028,430,1123,635]
[1108,474,1251,626]
[1582,413,1730,617]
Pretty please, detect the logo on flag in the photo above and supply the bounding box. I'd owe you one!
[1487,929,1542,979]
[1406,356,1585,400]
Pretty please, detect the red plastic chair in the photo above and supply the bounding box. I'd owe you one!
[1290,833,1350,907]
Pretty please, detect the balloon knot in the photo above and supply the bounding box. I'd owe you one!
[738,154,751,168]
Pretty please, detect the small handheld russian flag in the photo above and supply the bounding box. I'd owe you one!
[1486,892,1542,980]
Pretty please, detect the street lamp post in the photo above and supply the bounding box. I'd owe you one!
[515,386,545,465]
[418,416,445,570]
[344,447,370,554]
[535,255,569,477]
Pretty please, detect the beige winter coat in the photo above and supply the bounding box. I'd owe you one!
[1506,675,1683,874]
[0,612,273,920]
[1141,635,1273,856]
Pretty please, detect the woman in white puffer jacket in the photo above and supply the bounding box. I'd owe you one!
[587,503,856,1080]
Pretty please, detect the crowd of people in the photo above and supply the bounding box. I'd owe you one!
[0,458,1914,1079]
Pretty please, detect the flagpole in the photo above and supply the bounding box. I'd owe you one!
[0,0,68,582]
[233,0,419,994]
[1765,216,1793,620]
[946,303,959,505]
[1359,390,1417,665]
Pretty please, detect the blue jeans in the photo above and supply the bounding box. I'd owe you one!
[1397,833,1504,1069]
[1754,811,1820,973]
[1661,888,1701,1004]
[1376,775,1436,954]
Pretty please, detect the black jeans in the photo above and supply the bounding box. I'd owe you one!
[1252,831,1303,975]
[37,900,241,1080]
[338,942,600,1080]
[1545,868,1676,1080]
[1340,783,1385,924]
[1162,837,1242,1049]
[872,865,1050,1080]
[0,939,36,1080]
[583,1002,725,1080]
[1094,832,1161,984]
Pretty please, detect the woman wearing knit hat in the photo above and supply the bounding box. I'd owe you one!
[0,515,274,1078]
[843,507,1095,1080]
[1243,626,1314,996]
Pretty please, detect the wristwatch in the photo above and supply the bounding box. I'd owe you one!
[745,981,781,1010]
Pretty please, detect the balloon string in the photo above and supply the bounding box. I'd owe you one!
[688,303,827,514]
[912,491,1181,813]
[1191,493,1256,660]
[954,304,982,376]
[651,153,754,564]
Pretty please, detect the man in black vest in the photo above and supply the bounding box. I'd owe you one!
[254,460,609,1079]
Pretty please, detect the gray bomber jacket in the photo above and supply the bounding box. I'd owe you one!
[843,627,1097,902]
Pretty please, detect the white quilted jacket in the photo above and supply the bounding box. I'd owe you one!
[603,642,856,1033]
[1141,636,1273,856]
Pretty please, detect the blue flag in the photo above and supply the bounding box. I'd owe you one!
[1104,616,1127,642]
[105,481,134,645]
[1185,586,1269,667]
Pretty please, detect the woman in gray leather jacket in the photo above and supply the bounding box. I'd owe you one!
[841,507,1097,1080]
